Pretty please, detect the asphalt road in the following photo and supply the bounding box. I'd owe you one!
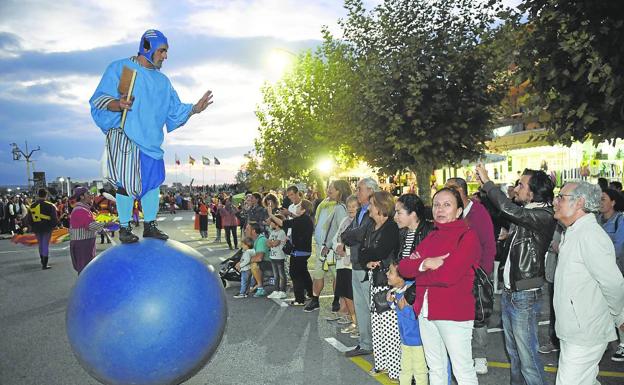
[1,212,623,385]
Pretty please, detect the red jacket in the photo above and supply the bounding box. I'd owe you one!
[399,219,480,321]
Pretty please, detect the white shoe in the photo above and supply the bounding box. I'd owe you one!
[267,291,279,299]
[277,291,288,299]
[474,358,488,375]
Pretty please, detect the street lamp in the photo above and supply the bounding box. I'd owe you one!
[59,177,65,196]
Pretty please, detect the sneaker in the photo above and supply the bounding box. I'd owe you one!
[474,358,488,375]
[143,221,168,240]
[325,313,341,321]
[303,298,320,312]
[612,345,624,362]
[267,291,279,299]
[233,293,247,299]
[341,324,358,334]
[337,316,352,325]
[119,225,139,244]
[277,291,288,299]
[290,300,306,306]
[253,288,267,298]
[538,342,560,354]
[344,345,371,357]
[349,331,360,339]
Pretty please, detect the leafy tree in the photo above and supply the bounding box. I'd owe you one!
[238,152,283,192]
[254,31,358,196]
[518,0,624,144]
[340,0,504,201]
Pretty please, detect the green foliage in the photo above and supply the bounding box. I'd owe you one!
[254,31,358,189]
[518,0,624,145]
[339,0,504,201]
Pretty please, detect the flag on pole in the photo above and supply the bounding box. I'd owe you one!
[214,157,221,165]
[202,156,211,166]
[175,153,180,165]
[189,155,195,165]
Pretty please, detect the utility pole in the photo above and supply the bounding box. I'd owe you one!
[10,141,41,188]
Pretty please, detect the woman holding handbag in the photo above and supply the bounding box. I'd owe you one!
[360,191,400,382]
[398,188,480,385]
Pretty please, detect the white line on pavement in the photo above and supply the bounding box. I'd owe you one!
[0,250,22,254]
[219,257,226,261]
[157,217,166,222]
[325,337,356,353]
[271,298,289,308]
[173,217,183,221]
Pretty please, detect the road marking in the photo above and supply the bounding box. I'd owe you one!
[324,337,355,353]
[219,257,226,261]
[197,246,213,252]
[173,217,183,221]
[488,361,624,378]
[283,294,335,302]
[487,320,549,333]
[0,250,22,254]
[349,356,396,385]
[157,217,166,222]
[271,297,289,308]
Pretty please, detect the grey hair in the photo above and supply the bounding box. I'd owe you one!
[359,177,380,192]
[567,180,602,213]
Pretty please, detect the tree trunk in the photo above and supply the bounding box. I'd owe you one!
[413,164,433,205]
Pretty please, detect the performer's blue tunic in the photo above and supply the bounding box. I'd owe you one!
[89,57,192,194]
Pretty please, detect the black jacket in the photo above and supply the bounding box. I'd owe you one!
[359,218,399,268]
[29,199,59,234]
[483,181,556,291]
[396,220,434,261]
[341,207,374,270]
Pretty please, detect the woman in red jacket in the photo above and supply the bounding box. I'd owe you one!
[399,187,480,385]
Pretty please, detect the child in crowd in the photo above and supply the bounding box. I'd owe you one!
[333,195,359,337]
[267,215,287,299]
[387,261,428,385]
[233,237,255,299]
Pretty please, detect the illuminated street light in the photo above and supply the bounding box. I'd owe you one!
[317,158,334,175]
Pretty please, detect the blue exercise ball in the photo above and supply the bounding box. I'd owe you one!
[66,238,227,385]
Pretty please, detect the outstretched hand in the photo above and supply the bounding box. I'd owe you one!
[193,90,213,114]
[474,163,490,186]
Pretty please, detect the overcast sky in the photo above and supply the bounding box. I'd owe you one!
[0,0,389,187]
[1,0,523,187]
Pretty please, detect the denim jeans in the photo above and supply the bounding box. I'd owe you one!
[270,259,286,292]
[502,288,546,385]
[240,270,251,295]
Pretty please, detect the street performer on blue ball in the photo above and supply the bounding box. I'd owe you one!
[89,29,213,243]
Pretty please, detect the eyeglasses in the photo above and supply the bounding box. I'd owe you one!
[555,193,573,200]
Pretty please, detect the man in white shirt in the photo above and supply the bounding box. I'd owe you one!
[553,181,624,385]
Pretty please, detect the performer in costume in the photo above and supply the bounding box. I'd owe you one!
[89,29,213,243]
[28,188,59,270]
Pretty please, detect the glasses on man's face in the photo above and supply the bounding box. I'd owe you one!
[555,193,573,201]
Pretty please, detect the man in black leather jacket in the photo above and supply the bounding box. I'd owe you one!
[475,165,556,385]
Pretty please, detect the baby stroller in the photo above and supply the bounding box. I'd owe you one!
[219,248,242,288]
[218,248,274,288]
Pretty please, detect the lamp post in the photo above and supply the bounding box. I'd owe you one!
[59,177,65,196]
[10,142,41,188]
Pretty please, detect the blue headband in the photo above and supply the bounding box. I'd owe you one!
[138,29,168,66]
